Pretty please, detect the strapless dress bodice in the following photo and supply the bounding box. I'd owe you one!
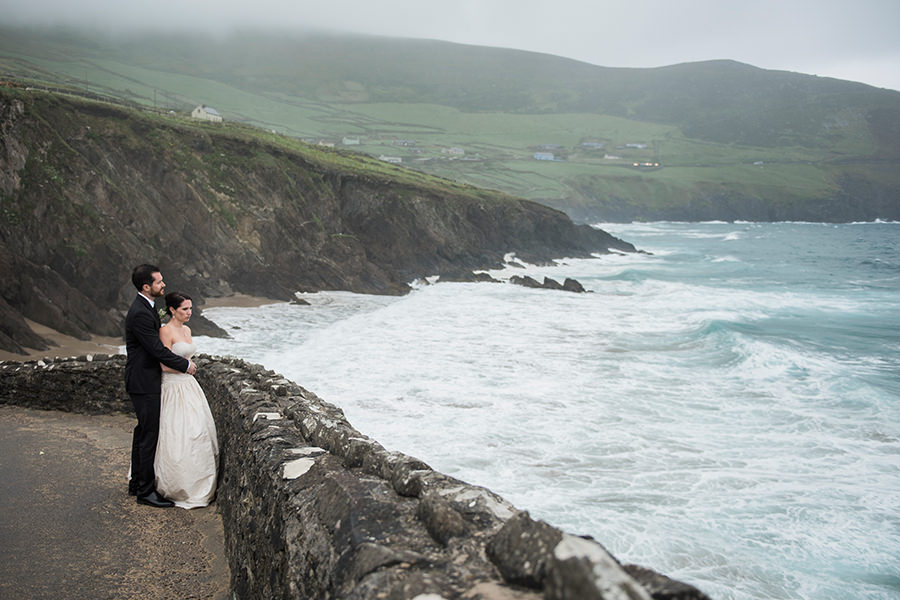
[171,341,197,360]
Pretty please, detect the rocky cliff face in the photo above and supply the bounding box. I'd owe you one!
[0,88,634,353]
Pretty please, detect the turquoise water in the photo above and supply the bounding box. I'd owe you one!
[199,221,900,599]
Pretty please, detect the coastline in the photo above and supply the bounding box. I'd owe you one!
[0,294,280,362]
[201,293,283,309]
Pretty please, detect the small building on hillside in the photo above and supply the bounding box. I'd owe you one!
[379,155,403,164]
[534,152,556,161]
[342,137,361,146]
[191,105,223,122]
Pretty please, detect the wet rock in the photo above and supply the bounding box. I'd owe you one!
[189,311,230,338]
[510,275,544,289]
[563,277,586,293]
[437,268,501,284]
[510,275,588,292]
[542,277,565,290]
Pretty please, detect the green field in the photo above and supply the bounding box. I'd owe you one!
[1,26,897,221]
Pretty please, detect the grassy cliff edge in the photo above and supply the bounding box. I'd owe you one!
[0,86,633,353]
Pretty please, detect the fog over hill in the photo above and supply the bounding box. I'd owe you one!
[2,26,897,222]
[4,0,900,91]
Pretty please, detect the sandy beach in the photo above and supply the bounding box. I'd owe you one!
[0,294,280,363]
[201,293,282,309]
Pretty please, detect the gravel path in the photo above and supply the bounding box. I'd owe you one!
[0,405,230,600]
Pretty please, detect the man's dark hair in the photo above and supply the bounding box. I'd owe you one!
[164,292,192,316]
[132,264,160,292]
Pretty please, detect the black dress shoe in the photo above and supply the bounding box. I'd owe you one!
[136,491,175,508]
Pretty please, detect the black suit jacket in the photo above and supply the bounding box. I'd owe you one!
[124,295,189,395]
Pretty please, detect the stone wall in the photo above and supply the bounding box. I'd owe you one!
[0,355,711,600]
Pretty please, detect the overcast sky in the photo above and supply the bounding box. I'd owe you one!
[3,0,899,91]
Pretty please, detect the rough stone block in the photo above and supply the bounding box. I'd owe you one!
[486,510,562,588]
[624,565,712,600]
[417,492,471,546]
[545,534,652,600]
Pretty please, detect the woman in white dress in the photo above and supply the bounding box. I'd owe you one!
[155,292,219,509]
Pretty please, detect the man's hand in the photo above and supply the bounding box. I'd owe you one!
[186,360,197,375]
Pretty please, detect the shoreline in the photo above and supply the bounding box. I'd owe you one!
[0,294,280,362]
[201,293,283,309]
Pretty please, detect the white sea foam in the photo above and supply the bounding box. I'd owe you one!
[198,222,900,600]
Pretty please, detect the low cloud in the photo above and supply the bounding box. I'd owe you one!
[2,0,899,90]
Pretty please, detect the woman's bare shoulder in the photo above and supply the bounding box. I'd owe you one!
[159,322,175,345]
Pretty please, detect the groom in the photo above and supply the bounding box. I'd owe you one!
[125,264,197,508]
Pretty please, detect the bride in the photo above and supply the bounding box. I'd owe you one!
[156,291,219,508]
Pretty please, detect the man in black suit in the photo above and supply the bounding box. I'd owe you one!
[125,264,197,508]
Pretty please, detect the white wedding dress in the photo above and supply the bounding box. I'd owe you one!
[155,341,219,509]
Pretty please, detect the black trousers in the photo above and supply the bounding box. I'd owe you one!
[129,392,161,498]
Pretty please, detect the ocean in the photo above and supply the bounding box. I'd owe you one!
[196,221,900,600]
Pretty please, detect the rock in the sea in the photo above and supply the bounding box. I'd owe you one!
[542,277,564,290]
[189,312,230,338]
[437,268,501,284]
[509,275,587,293]
[562,278,586,293]
[510,275,544,289]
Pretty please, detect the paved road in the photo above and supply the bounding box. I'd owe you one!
[0,405,230,600]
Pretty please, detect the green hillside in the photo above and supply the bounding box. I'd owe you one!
[1,25,898,221]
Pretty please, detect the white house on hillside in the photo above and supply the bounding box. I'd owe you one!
[191,105,223,122]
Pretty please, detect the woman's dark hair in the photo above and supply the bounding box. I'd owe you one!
[165,292,192,315]
[131,264,160,291]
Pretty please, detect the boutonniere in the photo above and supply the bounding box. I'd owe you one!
[158,307,169,322]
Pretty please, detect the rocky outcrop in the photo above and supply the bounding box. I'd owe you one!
[0,87,635,352]
[510,275,587,293]
[0,355,711,599]
[436,268,502,284]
